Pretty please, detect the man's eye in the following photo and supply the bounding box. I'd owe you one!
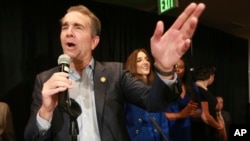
[76,26,82,29]
[61,26,68,30]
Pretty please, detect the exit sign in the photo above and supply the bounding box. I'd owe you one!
[158,0,179,14]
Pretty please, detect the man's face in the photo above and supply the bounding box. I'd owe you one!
[60,11,99,61]
[136,51,150,76]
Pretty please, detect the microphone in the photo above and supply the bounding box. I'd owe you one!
[57,54,71,109]
[58,54,71,73]
[57,54,82,139]
[149,116,169,141]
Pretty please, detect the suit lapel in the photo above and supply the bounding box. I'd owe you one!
[93,61,109,135]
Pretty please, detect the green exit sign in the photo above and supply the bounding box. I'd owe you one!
[158,0,179,14]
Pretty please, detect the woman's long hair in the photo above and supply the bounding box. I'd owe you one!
[125,48,154,85]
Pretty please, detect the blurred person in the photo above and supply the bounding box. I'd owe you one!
[24,3,206,141]
[165,58,200,141]
[191,65,226,141]
[125,48,169,141]
[216,96,231,139]
[0,102,15,141]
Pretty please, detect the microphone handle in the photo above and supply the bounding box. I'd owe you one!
[149,116,169,141]
[58,63,71,109]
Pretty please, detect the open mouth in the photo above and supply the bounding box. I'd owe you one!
[67,42,76,47]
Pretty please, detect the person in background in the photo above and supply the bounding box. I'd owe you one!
[216,96,231,140]
[0,102,15,141]
[125,48,169,141]
[191,65,226,141]
[24,3,206,141]
[165,58,200,141]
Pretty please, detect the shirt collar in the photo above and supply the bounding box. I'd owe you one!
[69,58,94,81]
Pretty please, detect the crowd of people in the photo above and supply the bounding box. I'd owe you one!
[23,2,206,141]
[0,2,233,141]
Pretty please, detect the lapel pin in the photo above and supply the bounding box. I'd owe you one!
[100,76,106,83]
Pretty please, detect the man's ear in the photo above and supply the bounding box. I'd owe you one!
[91,35,100,50]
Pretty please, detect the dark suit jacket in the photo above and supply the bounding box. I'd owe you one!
[24,61,180,141]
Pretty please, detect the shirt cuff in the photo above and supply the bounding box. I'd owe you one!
[158,73,178,85]
[36,112,52,131]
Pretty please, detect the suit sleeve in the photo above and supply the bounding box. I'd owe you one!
[24,73,52,141]
[122,70,181,112]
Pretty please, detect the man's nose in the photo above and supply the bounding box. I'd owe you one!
[66,27,74,37]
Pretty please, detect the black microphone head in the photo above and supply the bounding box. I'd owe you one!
[58,54,71,65]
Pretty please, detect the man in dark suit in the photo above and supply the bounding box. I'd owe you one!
[24,3,206,141]
[216,96,232,139]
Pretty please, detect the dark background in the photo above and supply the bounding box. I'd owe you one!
[0,0,249,140]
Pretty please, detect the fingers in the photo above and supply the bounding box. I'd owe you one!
[170,3,198,30]
[180,3,206,38]
[42,72,72,96]
[170,3,206,39]
[189,3,206,19]
[151,21,165,42]
[149,3,205,71]
[171,3,205,30]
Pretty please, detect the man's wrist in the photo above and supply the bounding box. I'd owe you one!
[154,63,176,76]
[39,107,53,121]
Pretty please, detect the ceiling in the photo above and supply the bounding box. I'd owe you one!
[93,0,250,40]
